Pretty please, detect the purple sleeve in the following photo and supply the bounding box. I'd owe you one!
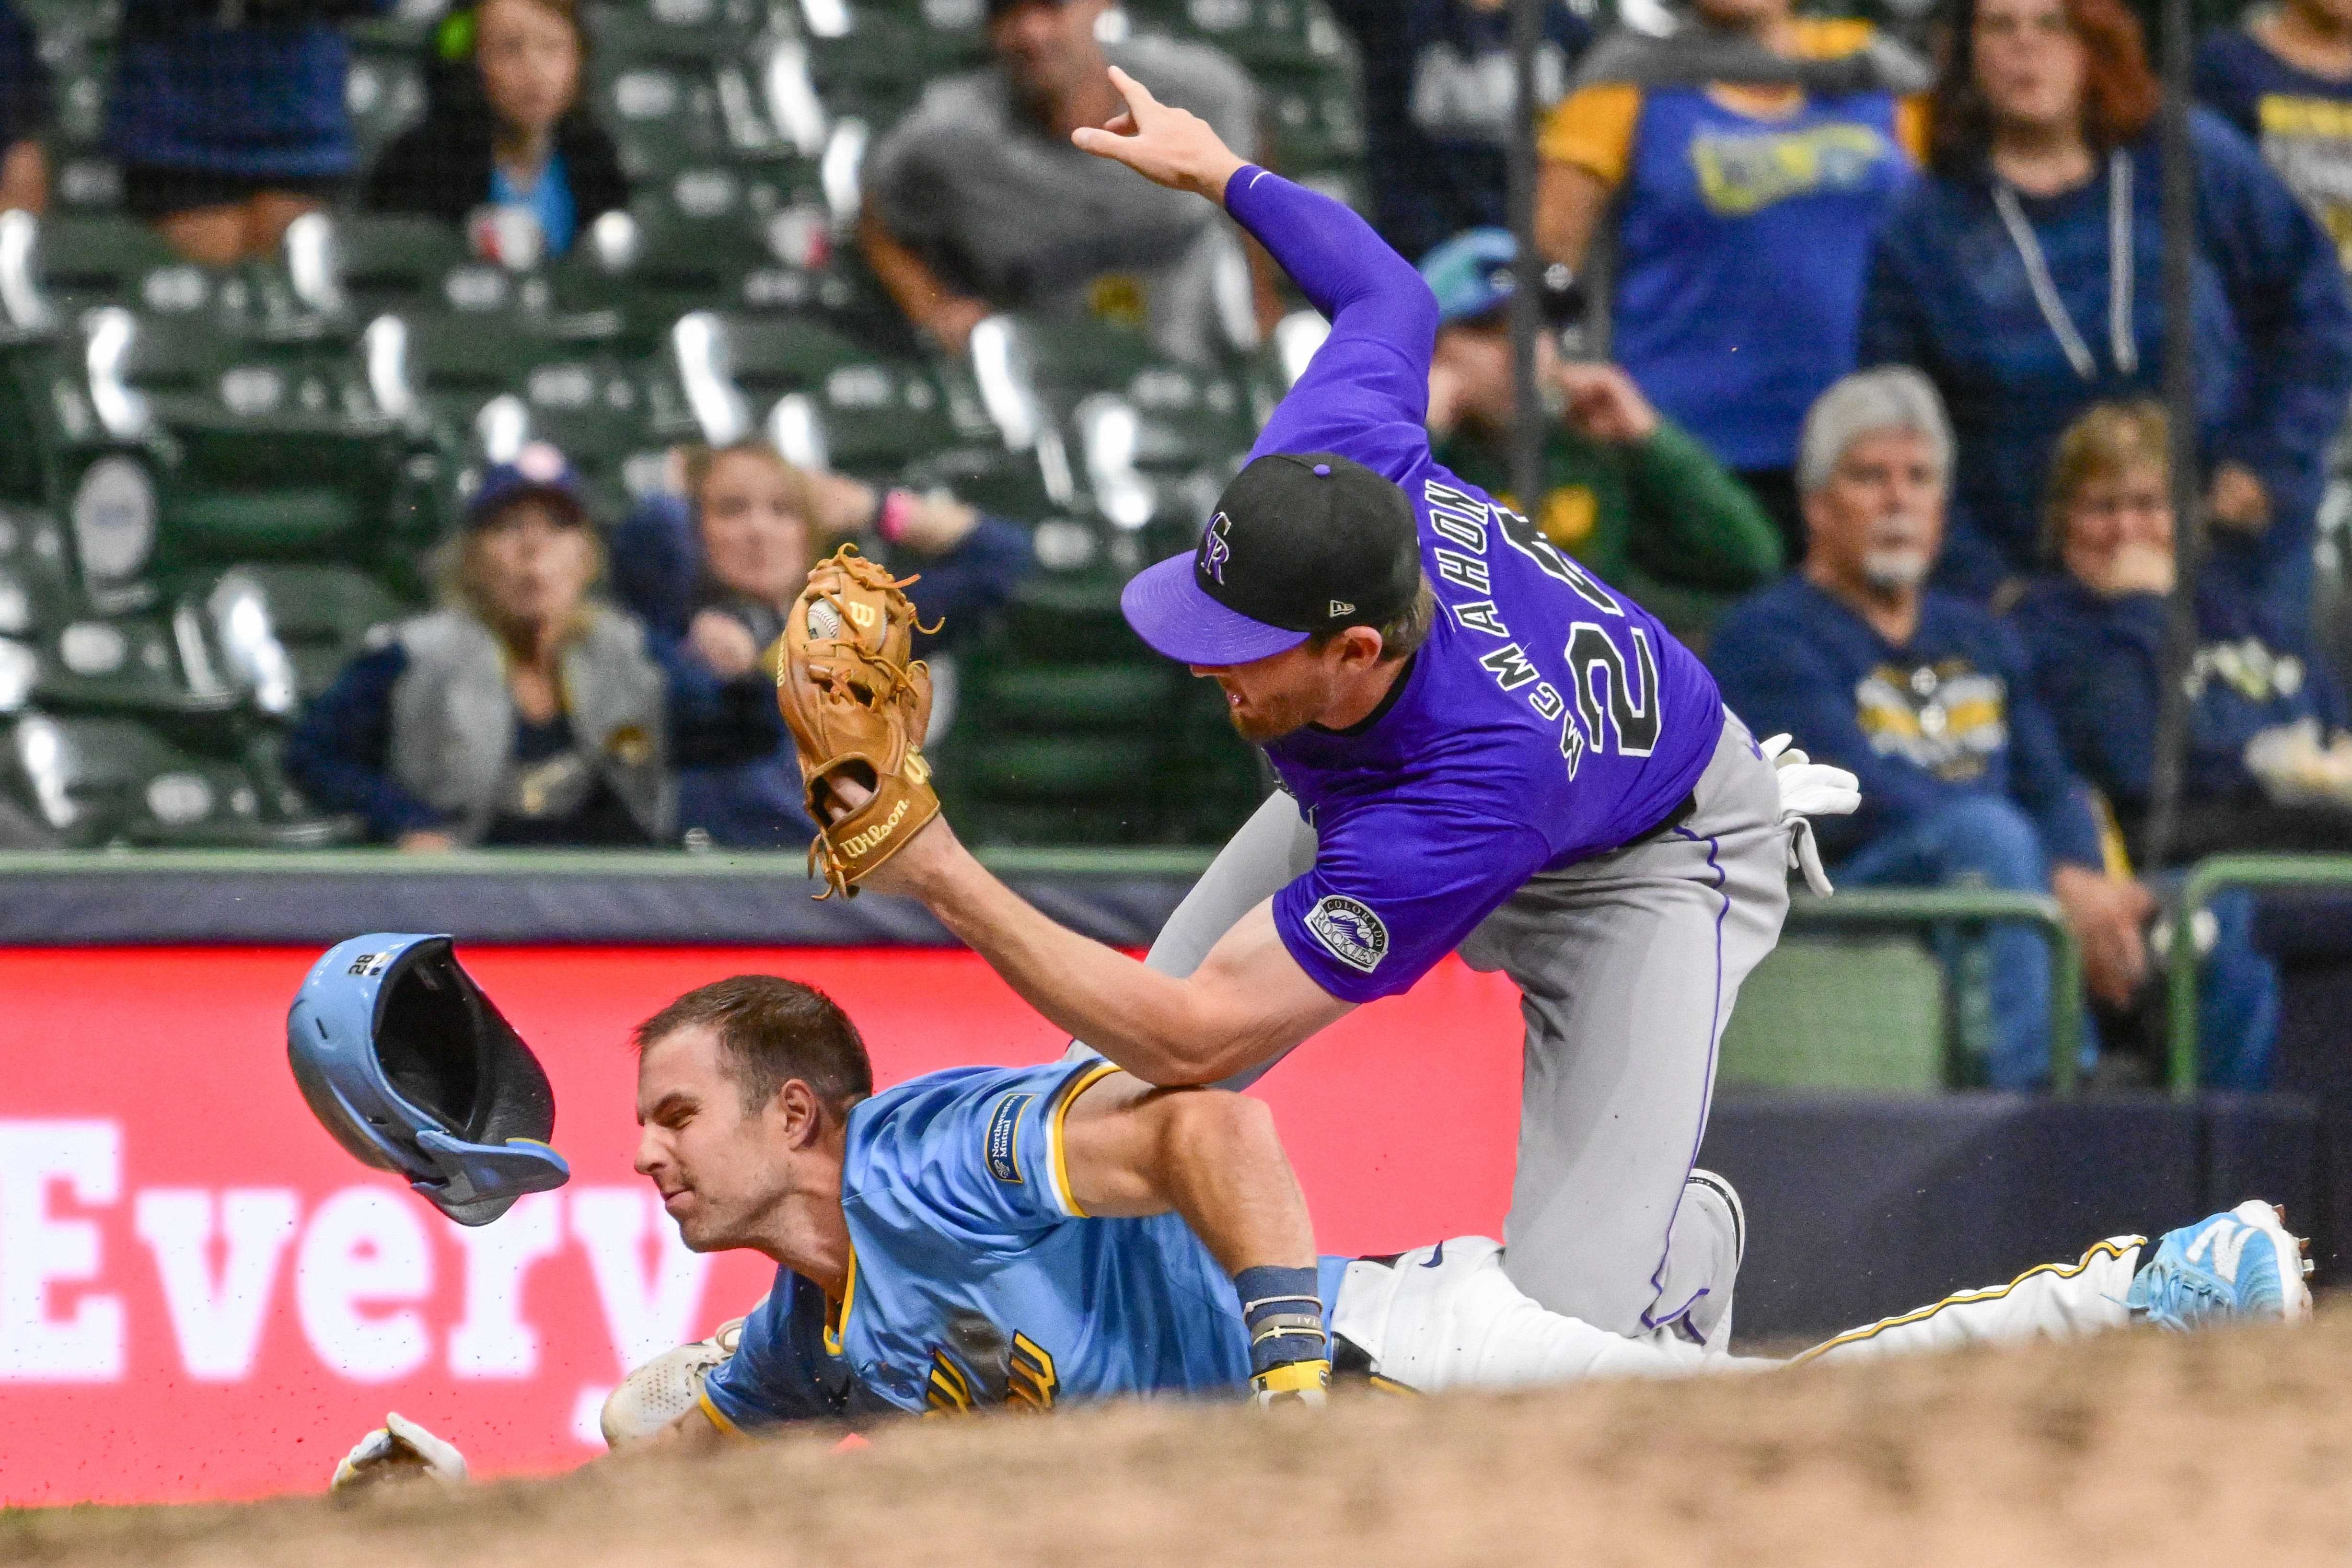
[1222,166,1439,480]
[1272,796,1553,1003]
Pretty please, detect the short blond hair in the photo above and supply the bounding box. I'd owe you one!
[2042,401,2168,562]
[684,441,826,530]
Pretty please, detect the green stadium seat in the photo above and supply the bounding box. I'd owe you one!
[344,39,429,162]
[218,564,410,701]
[588,0,781,66]
[39,34,123,211]
[1125,0,1355,73]
[0,506,76,642]
[394,304,686,513]
[803,8,987,125]
[556,199,831,351]
[1715,935,1949,1092]
[58,303,451,578]
[23,560,399,727]
[28,214,200,319]
[320,215,472,320]
[1258,62,1367,174]
[31,610,238,718]
[939,525,1251,845]
[0,711,345,849]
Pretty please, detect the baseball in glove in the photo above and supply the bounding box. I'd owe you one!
[778,545,942,898]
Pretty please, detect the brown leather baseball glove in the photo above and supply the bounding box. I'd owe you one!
[778,546,941,898]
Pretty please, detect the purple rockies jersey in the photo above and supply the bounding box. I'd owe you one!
[1225,168,1725,1004]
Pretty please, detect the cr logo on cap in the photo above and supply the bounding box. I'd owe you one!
[1200,512,1233,585]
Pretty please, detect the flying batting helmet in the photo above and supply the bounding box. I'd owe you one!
[288,933,570,1226]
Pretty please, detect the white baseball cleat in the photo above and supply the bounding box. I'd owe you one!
[1676,1168,1746,1350]
[599,1308,756,1449]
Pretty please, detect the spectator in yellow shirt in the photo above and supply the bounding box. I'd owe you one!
[1535,0,1926,561]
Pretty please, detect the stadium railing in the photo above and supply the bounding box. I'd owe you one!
[1774,887,2086,1094]
[2165,852,2352,1096]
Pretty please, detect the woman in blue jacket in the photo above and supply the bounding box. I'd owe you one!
[2013,402,2352,861]
[1859,0,2352,620]
[2011,403,2352,1086]
[609,442,1036,849]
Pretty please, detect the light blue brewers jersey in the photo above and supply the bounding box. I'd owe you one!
[1223,168,1727,1005]
[701,1059,1350,1425]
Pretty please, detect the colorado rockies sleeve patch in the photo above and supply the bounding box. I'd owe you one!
[984,1092,1036,1184]
[1305,895,1389,973]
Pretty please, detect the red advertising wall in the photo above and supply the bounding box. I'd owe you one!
[0,946,1525,1506]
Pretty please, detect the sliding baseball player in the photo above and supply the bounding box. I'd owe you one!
[305,960,2309,1484]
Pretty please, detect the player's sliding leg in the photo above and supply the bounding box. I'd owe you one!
[1797,1200,2313,1366]
[1463,715,1790,1339]
[1338,1201,2312,1397]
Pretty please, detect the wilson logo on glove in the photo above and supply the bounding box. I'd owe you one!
[778,546,945,898]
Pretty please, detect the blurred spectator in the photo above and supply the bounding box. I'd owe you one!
[1710,369,2153,1089]
[2013,400,2352,857]
[108,0,388,266]
[1534,0,1926,558]
[0,0,50,214]
[2197,0,2352,268]
[1416,227,1782,643]
[285,445,782,849]
[609,442,1035,849]
[1859,0,2352,619]
[859,0,1263,362]
[1326,0,1590,266]
[2009,400,2343,1086]
[365,0,626,259]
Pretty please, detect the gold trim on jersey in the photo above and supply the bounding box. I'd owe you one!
[823,1245,860,1359]
[1049,1060,1122,1219]
[696,1389,745,1438]
[1784,1236,2143,1365]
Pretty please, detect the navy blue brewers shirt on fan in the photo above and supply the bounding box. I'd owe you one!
[1205,168,1725,1005]
[1705,577,2102,867]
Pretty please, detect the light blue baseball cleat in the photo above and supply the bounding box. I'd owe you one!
[2125,1200,2313,1331]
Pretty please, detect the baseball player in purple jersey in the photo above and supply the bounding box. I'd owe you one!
[849,68,1856,1347]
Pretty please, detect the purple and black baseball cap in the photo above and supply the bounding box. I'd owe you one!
[1121,452,1423,668]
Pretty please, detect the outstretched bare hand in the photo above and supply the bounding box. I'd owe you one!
[1070,66,1248,204]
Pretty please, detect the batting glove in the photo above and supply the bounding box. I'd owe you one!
[331,1412,468,1492]
[1759,734,1860,898]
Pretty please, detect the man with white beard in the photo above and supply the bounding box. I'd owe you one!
[1708,368,2156,1090]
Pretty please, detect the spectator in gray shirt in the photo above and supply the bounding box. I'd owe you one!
[859,0,1265,362]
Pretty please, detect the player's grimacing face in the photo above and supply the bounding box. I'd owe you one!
[633,1024,795,1253]
[1191,642,1344,745]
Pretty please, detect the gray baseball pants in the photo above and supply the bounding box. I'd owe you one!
[1120,709,1789,1340]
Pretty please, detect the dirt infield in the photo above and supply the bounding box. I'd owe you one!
[10,1313,2352,1568]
